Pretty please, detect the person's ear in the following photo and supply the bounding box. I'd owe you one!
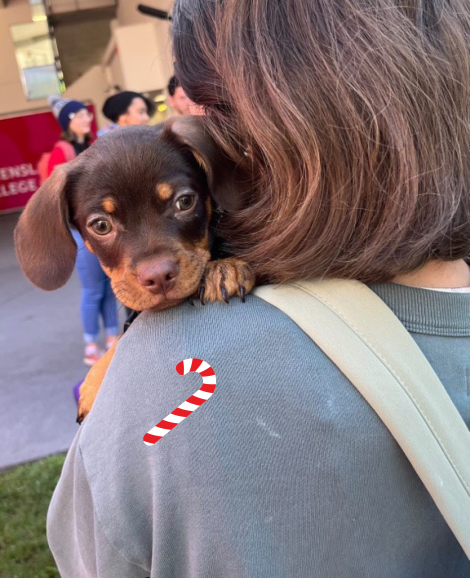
[165,115,252,211]
[14,164,77,290]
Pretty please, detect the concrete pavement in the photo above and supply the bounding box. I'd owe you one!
[0,212,125,469]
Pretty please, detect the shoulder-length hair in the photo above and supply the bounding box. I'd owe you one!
[173,0,470,283]
[61,128,93,145]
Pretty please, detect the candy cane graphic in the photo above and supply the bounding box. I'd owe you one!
[143,358,216,446]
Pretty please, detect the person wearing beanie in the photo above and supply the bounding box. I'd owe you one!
[97,91,155,137]
[49,95,87,132]
[47,96,93,161]
[47,95,119,367]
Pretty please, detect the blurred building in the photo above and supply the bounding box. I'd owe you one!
[0,0,174,127]
[0,0,174,213]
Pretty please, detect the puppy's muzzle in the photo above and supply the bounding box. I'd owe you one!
[136,259,179,295]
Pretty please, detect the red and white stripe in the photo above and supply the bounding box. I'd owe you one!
[143,358,216,446]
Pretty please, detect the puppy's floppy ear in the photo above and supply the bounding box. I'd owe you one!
[166,116,252,211]
[14,165,77,290]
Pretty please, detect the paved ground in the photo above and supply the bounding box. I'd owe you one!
[0,212,125,469]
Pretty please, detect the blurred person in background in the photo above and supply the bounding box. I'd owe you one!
[98,91,156,136]
[48,96,119,366]
[167,75,204,116]
[47,96,94,172]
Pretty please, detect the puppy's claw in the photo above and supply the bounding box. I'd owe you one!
[199,258,254,304]
[188,296,195,306]
[199,285,206,305]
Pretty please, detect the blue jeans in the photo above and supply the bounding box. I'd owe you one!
[71,229,119,343]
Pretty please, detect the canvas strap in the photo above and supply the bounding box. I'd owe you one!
[254,279,470,557]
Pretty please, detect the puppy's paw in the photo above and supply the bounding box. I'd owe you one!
[77,378,99,424]
[197,258,255,304]
[76,341,118,424]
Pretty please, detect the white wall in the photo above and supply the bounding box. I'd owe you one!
[114,0,173,92]
[113,21,172,92]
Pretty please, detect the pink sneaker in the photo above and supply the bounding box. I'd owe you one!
[105,335,119,351]
[83,344,103,366]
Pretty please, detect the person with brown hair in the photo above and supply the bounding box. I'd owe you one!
[47,96,94,174]
[47,1,470,576]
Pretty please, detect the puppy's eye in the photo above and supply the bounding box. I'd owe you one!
[175,195,195,212]
[91,219,112,235]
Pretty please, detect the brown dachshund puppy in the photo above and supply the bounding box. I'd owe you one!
[14,116,255,422]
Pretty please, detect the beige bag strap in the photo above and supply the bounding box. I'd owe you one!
[254,279,470,557]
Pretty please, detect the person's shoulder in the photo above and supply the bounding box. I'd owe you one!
[80,293,345,452]
[79,293,318,466]
[94,293,338,422]
[79,292,340,466]
[123,294,299,354]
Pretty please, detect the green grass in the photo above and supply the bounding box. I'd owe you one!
[0,454,66,578]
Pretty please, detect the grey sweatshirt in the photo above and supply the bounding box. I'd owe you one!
[47,283,470,577]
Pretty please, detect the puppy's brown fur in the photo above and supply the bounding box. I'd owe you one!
[15,117,255,421]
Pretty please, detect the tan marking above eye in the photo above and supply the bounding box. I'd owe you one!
[102,198,116,213]
[156,183,174,201]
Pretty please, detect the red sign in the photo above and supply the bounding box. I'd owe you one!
[0,106,96,214]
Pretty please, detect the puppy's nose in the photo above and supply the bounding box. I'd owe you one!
[136,260,179,294]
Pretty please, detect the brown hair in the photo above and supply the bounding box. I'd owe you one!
[61,128,92,145]
[173,0,470,283]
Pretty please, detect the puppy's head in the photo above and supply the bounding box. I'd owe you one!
[14,117,251,311]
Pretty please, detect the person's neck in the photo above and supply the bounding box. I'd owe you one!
[392,259,470,289]
[75,135,85,144]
